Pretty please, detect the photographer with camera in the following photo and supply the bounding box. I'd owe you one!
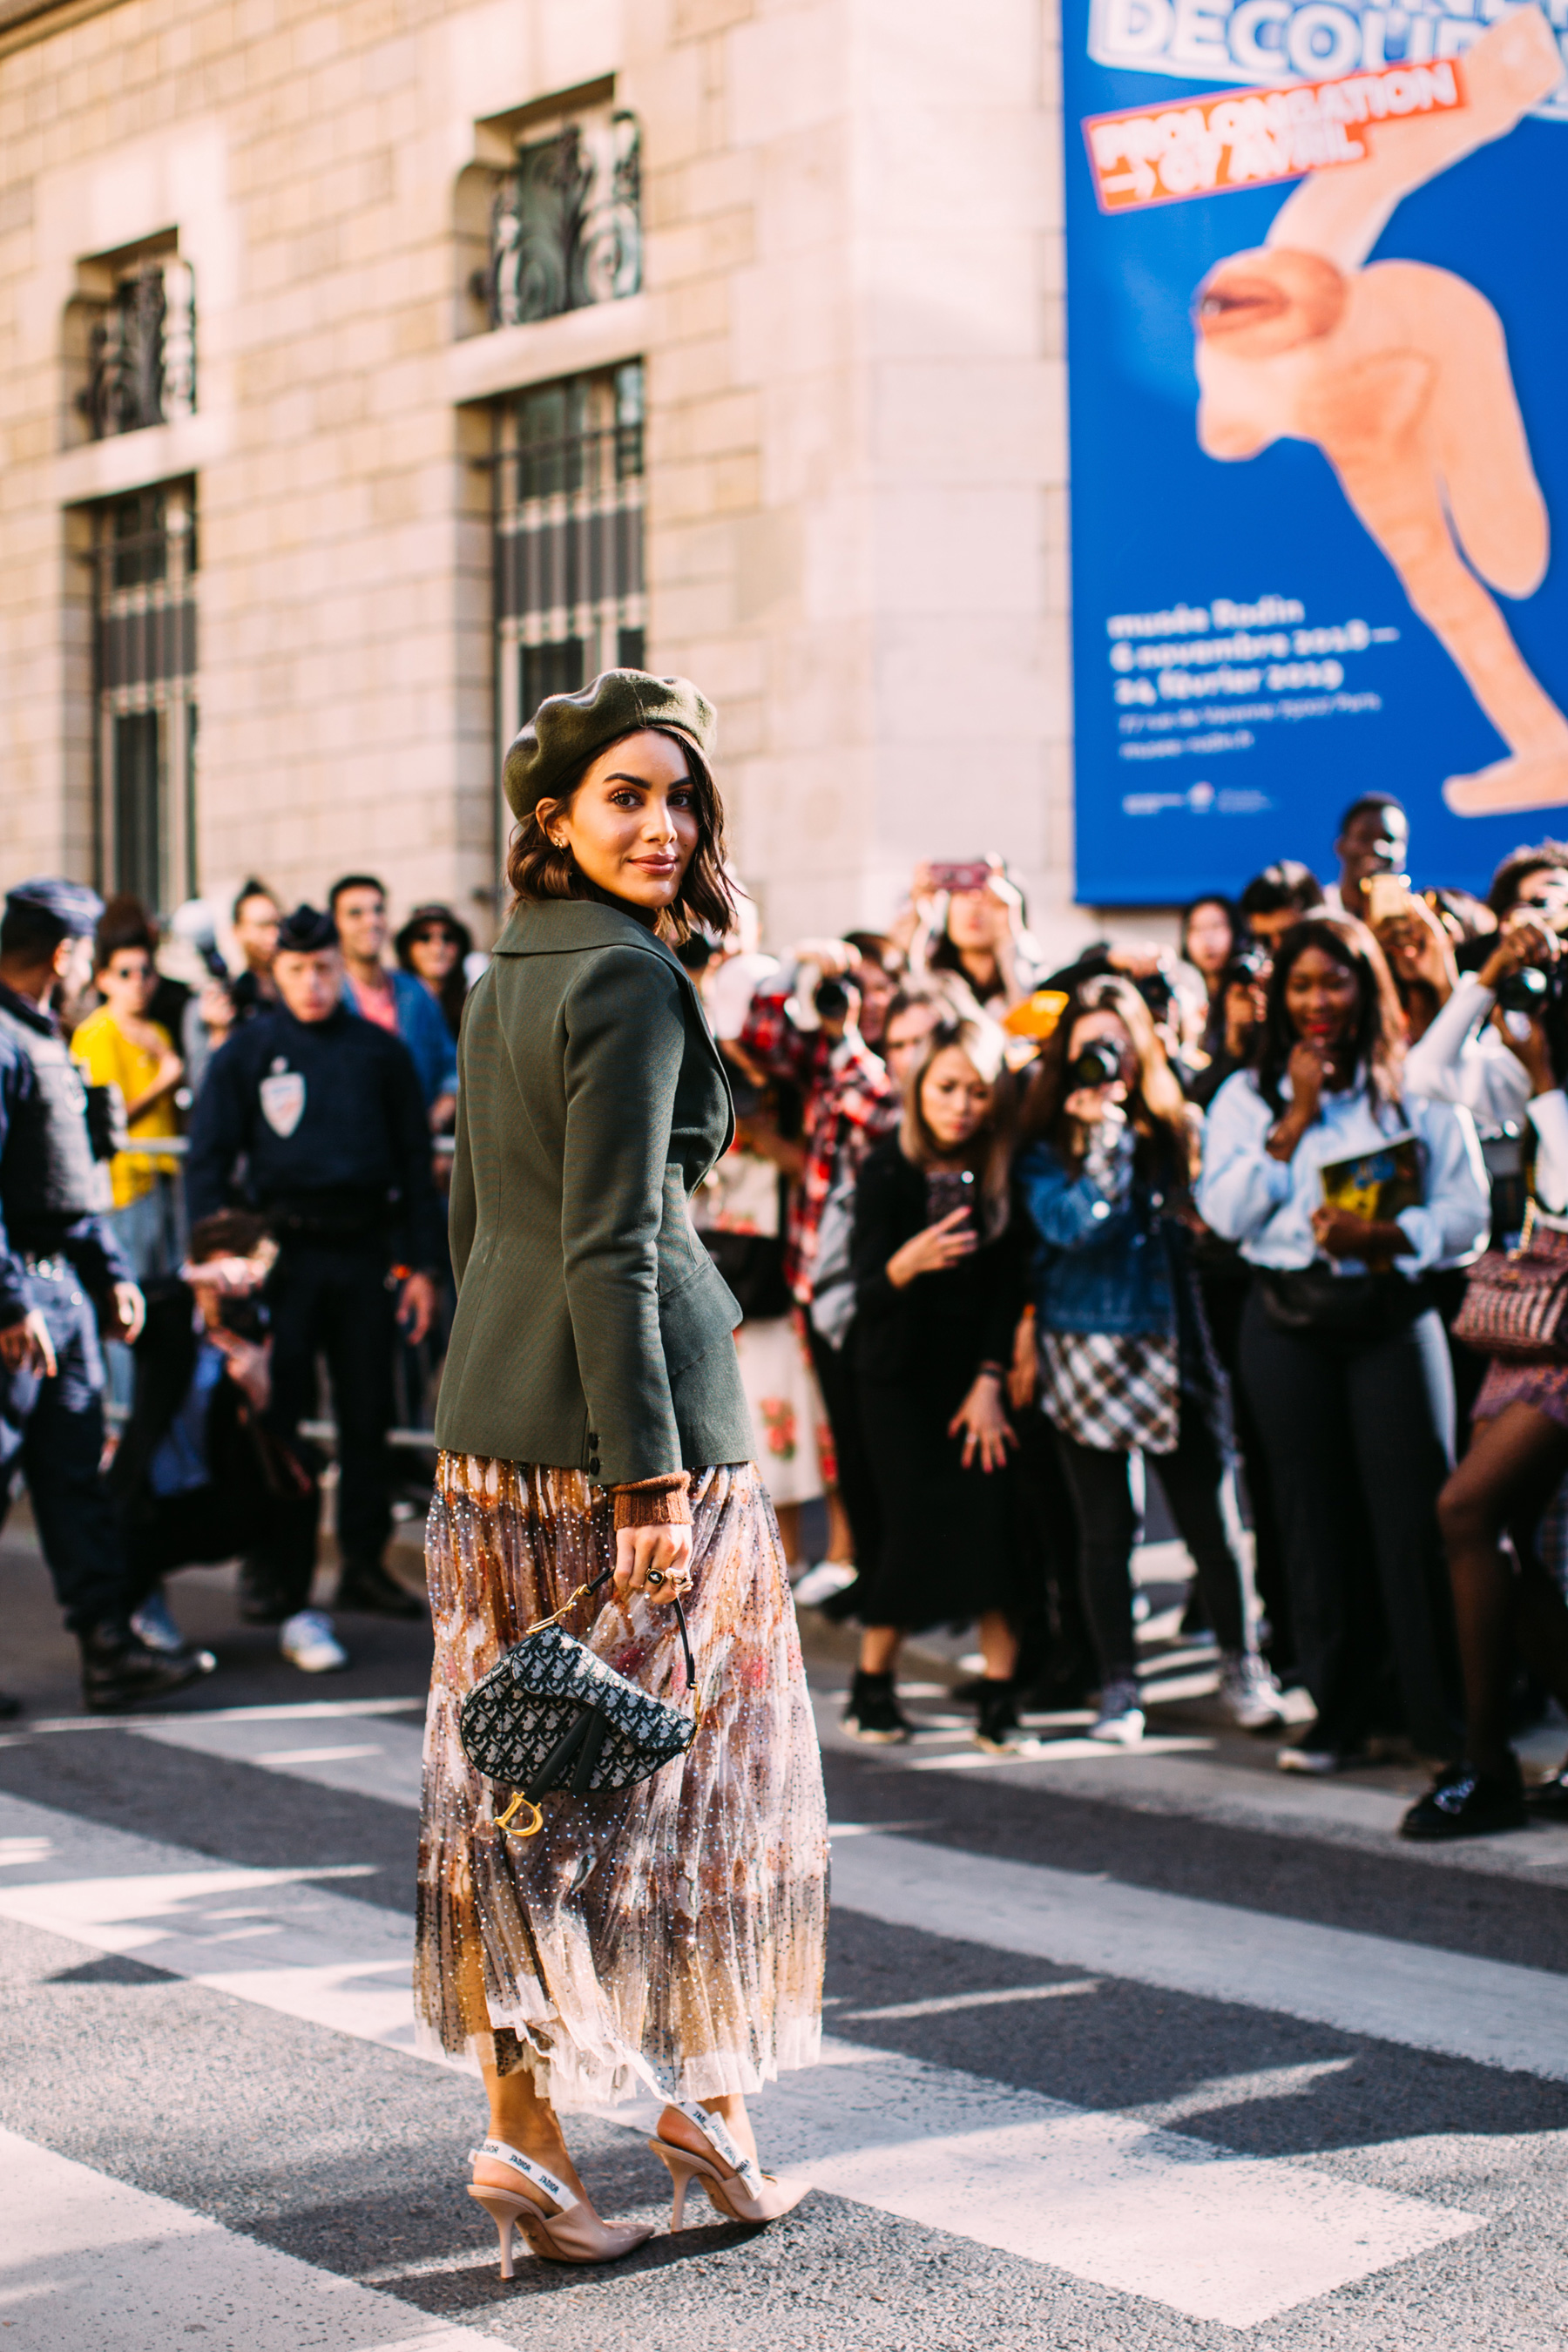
[1200,918,1488,1777]
[1404,845,1568,1146]
[1188,941,1269,1112]
[108,1208,330,1670]
[738,937,901,1592]
[1017,977,1281,1746]
[903,859,1041,1017]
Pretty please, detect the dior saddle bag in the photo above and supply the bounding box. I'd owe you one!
[459,1565,699,1839]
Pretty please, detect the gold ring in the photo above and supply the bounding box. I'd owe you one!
[647,1568,666,1589]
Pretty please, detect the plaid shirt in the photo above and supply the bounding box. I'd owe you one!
[740,990,898,1301]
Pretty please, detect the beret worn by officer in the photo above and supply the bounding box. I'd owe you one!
[275,903,340,954]
[4,876,105,941]
[503,668,717,821]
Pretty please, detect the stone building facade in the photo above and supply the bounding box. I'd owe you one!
[0,0,1080,953]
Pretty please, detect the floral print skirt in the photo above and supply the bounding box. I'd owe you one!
[413,1454,828,2110]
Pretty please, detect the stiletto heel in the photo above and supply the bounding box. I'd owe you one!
[656,2147,693,2232]
[647,2101,810,2228]
[468,2190,518,2279]
[466,2139,653,2272]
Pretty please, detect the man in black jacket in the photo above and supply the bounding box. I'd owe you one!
[185,903,443,1630]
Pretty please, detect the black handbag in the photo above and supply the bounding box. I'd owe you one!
[458,1566,700,1838]
[1257,1263,1430,1339]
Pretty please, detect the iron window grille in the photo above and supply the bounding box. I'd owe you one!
[492,363,646,799]
[91,484,199,913]
[476,113,640,330]
[77,256,196,441]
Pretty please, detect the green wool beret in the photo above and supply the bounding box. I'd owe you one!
[502,668,717,821]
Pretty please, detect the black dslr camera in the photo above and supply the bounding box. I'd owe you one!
[1067,1037,1123,1091]
[1496,901,1568,1017]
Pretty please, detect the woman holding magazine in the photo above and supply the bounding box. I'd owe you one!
[1199,917,1489,1778]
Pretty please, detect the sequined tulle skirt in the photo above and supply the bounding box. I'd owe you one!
[413,1454,828,2109]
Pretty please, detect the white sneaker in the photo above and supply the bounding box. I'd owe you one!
[280,1610,348,1674]
[1220,1652,1287,1732]
[791,1561,858,1608]
[1090,1678,1146,1746]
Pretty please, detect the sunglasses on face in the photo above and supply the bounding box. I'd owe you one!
[411,929,459,948]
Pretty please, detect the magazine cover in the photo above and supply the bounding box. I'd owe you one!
[1318,1134,1425,1226]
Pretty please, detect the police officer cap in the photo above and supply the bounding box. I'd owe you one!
[274,903,339,955]
[503,667,716,821]
[4,877,104,940]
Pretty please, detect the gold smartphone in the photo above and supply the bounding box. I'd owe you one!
[1365,873,1414,928]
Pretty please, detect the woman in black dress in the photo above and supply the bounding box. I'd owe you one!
[842,1018,1028,1751]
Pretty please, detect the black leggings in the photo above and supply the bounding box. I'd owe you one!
[1240,1288,1461,1760]
[1054,1394,1247,1683]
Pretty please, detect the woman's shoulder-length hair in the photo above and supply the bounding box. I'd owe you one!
[504,727,736,943]
[1254,913,1406,1116]
[898,1015,1017,1235]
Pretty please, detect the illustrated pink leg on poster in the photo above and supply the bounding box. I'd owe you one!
[1192,8,1568,816]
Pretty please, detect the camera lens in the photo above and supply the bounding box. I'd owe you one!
[1497,963,1551,1017]
[814,977,852,1019]
[1068,1039,1122,1089]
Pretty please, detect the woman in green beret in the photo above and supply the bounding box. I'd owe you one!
[414,672,827,2274]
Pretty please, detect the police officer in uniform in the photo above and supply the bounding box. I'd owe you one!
[0,879,207,1712]
[186,904,442,1645]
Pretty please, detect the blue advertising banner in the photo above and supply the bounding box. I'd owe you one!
[1064,1,1568,904]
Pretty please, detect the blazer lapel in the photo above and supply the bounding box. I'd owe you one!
[493,899,734,1158]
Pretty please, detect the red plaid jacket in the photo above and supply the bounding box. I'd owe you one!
[740,990,898,1301]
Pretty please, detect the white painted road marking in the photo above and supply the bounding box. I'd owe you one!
[758,2043,1478,2328]
[0,1793,1489,2324]
[830,1830,1568,2081]
[0,2126,492,2352]
[132,1707,428,1806]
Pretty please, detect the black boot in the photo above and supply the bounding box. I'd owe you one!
[335,1558,423,1619]
[975,1680,1027,1754]
[1400,1754,1527,1842]
[842,1669,910,1745]
[78,1620,206,1714]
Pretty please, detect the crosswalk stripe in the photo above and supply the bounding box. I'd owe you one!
[0,2126,494,2351]
[0,1789,1486,2324]
[830,1830,1568,2082]
[127,1709,1568,2078]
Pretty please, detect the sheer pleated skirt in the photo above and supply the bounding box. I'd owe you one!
[413,1454,828,2109]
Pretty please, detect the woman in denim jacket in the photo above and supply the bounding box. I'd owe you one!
[1017,977,1281,1745]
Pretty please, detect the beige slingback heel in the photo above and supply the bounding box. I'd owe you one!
[467,2138,652,2275]
[648,2100,811,2229]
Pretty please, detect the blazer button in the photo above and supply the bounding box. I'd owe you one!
[589,1456,601,1477]
[587,1431,598,1447]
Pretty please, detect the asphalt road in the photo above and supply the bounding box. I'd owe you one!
[3,1529,1567,2351]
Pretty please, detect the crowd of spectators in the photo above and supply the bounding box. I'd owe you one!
[13,791,1568,1845]
[695,803,1568,1842]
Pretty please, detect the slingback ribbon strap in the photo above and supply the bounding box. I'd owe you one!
[469,2139,578,2211]
[672,2099,764,2200]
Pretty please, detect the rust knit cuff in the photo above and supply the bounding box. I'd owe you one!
[612,1473,693,1531]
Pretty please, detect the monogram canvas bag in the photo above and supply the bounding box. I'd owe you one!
[458,1565,699,1837]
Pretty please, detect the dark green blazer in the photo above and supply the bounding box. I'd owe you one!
[434,897,753,1487]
